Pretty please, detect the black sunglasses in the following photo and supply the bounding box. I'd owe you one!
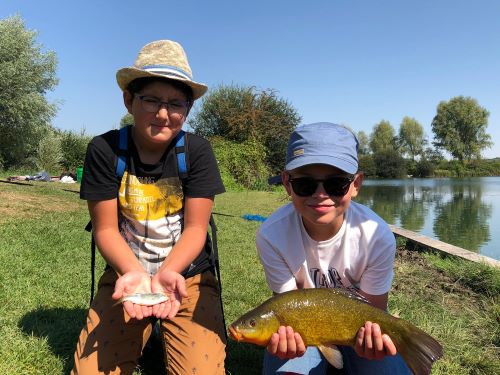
[288,174,355,197]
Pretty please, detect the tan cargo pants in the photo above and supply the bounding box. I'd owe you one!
[72,268,226,374]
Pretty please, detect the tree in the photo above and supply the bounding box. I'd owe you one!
[357,131,370,155]
[120,113,134,128]
[189,84,301,174]
[431,96,492,163]
[398,117,425,161]
[0,15,58,169]
[373,150,406,178]
[423,146,444,164]
[369,120,396,154]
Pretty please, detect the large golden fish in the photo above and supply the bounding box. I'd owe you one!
[228,288,443,375]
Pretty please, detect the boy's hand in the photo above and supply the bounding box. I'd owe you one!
[354,321,397,360]
[267,326,306,360]
[151,269,188,319]
[112,270,153,320]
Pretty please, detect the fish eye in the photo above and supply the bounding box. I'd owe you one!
[249,319,256,327]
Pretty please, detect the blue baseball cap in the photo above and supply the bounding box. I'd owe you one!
[285,122,359,174]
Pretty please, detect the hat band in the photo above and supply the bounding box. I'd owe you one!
[141,65,192,80]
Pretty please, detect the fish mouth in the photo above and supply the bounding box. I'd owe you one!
[228,325,242,341]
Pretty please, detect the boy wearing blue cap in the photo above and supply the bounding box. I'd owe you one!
[257,122,410,374]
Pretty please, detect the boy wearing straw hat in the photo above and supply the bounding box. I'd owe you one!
[72,40,226,374]
[257,123,411,374]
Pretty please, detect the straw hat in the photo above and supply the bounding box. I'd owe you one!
[116,40,208,100]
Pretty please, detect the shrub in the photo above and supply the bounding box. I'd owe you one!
[35,133,62,174]
[58,129,92,171]
[433,169,453,178]
[373,150,407,178]
[211,137,270,190]
[414,159,435,177]
[358,155,376,177]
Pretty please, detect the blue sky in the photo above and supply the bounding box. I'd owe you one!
[2,0,500,158]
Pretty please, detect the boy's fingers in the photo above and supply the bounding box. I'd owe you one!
[382,334,397,356]
[167,300,180,319]
[285,326,296,357]
[372,323,384,352]
[356,326,365,346]
[364,321,373,351]
[294,332,306,356]
[277,326,288,358]
[267,333,279,354]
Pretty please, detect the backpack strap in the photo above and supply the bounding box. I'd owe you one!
[173,130,188,179]
[85,220,96,305]
[116,125,130,179]
[173,131,227,339]
[208,214,227,340]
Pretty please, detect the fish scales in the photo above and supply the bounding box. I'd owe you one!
[116,292,169,306]
[229,288,443,375]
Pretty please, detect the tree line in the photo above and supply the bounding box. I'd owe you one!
[1,15,498,187]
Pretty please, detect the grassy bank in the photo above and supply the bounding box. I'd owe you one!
[0,180,498,374]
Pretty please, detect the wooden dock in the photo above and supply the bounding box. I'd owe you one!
[389,225,500,268]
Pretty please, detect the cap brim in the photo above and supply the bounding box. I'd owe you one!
[285,156,357,175]
[116,67,208,100]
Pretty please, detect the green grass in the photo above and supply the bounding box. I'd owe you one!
[0,180,499,374]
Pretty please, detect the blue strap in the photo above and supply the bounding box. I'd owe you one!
[174,130,187,177]
[115,126,129,178]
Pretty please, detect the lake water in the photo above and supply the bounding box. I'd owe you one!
[354,177,500,261]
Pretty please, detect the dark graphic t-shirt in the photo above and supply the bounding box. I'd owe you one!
[81,128,225,276]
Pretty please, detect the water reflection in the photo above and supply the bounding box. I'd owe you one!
[433,184,491,253]
[355,177,495,258]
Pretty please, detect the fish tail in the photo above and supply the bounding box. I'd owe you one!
[388,320,443,375]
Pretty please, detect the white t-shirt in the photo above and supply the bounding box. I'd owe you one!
[256,201,396,295]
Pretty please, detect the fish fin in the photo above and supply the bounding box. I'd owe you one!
[390,321,443,375]
[318,344,343,369]
[327,287,371,305]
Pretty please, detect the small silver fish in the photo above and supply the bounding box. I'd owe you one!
[117,292,169,306]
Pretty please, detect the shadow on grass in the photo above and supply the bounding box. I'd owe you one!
[18,308,265,375]
[19,307,87,374]
[225,340,264,375]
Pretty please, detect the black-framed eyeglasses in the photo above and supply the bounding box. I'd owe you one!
[288,174,355,197]
[135,95,190,115]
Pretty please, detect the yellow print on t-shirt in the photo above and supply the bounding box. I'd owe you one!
[118,172,183,221]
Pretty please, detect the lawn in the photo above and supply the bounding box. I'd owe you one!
[0,179,498,374]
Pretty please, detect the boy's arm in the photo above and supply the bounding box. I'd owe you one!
[89,199,153,320]
[89,199,145,275]
[359,291,388,311]
[256,230,297,293]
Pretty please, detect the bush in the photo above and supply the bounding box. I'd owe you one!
[35,133,62,174]
[373,150,407,178]
[211,137,270,190]
[431,159,500,177]
[433,169,453,178]
[466,159,500,176]
[414,159,435,177]
[358,155,376,177]
[58,128,92,171]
